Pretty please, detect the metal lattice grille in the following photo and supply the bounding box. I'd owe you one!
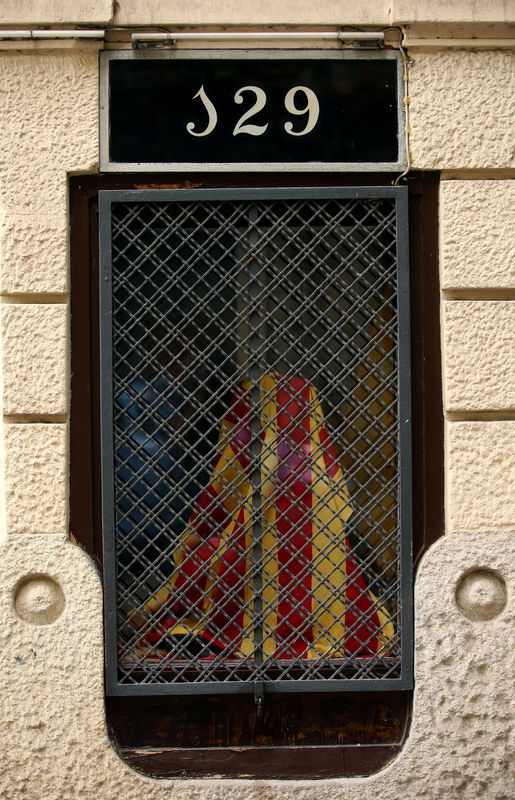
[100,188,412,694]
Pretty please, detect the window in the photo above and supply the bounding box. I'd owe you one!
[70,174,442,778]
[100,185,410,694]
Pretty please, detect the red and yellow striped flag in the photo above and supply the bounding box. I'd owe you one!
[136,374,393,659]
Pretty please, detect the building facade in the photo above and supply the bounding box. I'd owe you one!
[0,2,513,798]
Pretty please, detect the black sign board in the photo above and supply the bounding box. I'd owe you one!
[100,51,404,171]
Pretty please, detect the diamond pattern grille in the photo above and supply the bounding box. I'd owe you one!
[102,191,409,690]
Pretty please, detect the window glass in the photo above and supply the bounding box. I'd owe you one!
[99,188,411,694]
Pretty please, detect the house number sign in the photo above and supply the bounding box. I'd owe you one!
[100,51,404,172]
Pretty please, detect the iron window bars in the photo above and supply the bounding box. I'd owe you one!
[100,187,412,696]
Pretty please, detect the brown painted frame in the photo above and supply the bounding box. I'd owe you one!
[69,171,442,779]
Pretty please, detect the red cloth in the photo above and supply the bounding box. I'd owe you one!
[138,375,393,659]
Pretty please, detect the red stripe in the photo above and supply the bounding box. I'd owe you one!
[319,425,340,480]
[275,379,314,658]
[188,483,230,540]
[203,506,249,653]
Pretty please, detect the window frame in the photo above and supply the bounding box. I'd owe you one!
[69,171,442,779]
[99,185,412,696]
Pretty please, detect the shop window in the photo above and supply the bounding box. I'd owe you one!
[70,173,442,778]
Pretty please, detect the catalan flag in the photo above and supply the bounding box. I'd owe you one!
[134,374,394,660]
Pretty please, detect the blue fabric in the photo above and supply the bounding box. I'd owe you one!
[114,371,212,583]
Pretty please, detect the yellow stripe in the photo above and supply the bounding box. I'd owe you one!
[212,442,248,519]
[260,374,278,659]
[240,374,279,658]
[308,385,350,658]
[239,488,255,658]
[369,591,395,653]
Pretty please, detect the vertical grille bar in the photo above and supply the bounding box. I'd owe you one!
[249,204,264,675]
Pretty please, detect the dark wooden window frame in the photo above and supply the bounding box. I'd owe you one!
[70,171,442,780]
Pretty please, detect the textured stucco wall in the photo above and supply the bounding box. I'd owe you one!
[0,1,113,25]
[0,532,513,800]
[440,181,515,292]
[0,11,513,800]
[1,304,68,416]
[3,0,513,26]
[443,301,515,412]
[0,51,98,551]
[408,51,515,170]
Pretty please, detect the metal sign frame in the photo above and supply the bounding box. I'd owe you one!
[99,50,406,173]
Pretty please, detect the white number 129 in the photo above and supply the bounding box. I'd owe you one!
[186,84,320,138]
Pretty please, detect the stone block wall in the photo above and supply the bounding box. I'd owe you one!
[0,3,513,798]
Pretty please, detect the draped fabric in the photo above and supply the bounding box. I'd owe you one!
[340,293,397,582]
[115,362,231,584]
[133,374,394,659]
[116,374,205,581]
